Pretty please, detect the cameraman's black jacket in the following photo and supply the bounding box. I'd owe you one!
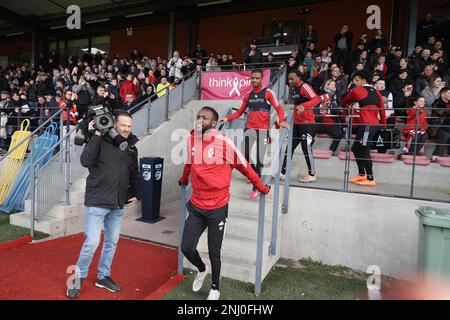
[81,133,141,209]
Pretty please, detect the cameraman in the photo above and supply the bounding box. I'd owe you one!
[66,111,141,299]
[91,85,119,115]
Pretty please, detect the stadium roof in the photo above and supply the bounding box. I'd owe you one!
[0,0,328,42]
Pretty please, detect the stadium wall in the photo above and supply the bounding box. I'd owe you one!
[280,187,450,281]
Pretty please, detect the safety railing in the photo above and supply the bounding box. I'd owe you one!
[128,70,198,138]
[279,106,450,205]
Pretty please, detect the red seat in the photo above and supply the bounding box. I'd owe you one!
[436,157,450,165]
[440,162,450,168]
[338,151,355,161]
[399,154,428,161]
[313,149,333,159]
[403,158,430,166]
[370,153,395,163]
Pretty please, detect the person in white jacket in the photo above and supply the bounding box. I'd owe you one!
[167,51,183,82]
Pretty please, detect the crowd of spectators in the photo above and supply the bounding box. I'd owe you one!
[0,47,198,151]
[279,14,449,160]
[0,13,448,158]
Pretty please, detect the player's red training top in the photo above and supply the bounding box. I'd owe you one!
[291,81,320,124]
[226,86,285,130]
[179,128,269,210]
[342,84,387,127]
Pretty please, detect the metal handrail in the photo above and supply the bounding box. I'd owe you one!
[201,62,285,72]
[128,70,197,114]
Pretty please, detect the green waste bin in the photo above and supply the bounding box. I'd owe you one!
[416,206,450,283]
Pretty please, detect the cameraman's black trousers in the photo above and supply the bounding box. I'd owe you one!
[181,201,228,291]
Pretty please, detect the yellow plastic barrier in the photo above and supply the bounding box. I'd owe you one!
[0,119,31,204]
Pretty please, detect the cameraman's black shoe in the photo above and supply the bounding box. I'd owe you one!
[95,276,122,293]
[66,276,84,299]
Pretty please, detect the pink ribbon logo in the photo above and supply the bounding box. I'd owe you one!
[229,77,240,97]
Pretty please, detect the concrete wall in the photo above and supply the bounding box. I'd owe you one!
[280,187,450,281]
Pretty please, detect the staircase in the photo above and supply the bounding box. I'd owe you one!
[184,171,282,284]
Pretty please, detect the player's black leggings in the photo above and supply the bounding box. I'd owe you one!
[181,201,228,291]
[351,125,379,180]
[281,123,316,176]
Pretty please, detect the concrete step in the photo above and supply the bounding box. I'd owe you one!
[226,212,275,240]
[46,203,82,220]
[10,211,65,235]
[184,251,279,284]
[68,190,85,205]
[195,231,272,264]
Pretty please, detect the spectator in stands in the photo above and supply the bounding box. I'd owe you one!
[73,76,95,118]
[374,79,394,123]
[300,24,318,52]
[320,48,332,64]
[316,80,344,153]
[36,72,54,96]
[243,40,264,65]
[92,85,119,114]
[287,55,298,74]
[413,49,432,77]
[156,77,171,98]
[306,43,319,56]
[370,29,387,51]
[422,35,437,51]
[167,51,183,82]
[430,50,447,78]
[394,81,415,120]
[139,83,157,104]
[416,13,438,44]
[409,44,423,64]
[181,56,195,76]
[192,44,208,61]
[386,46,403,77]
[59,89,78,139]
[389,70,411,101]
[329,66,349,106]
[270,18,284,46]
[402,96,429,154]
[107,78,120,101]
[352,50,369,72]
[421,74,444,115]
[121,93,137,112]
[264,52,276,68]
[218,54,232,71]
[431,87,450,159]
[351,40,366,66]
[334,25,354,74]
[416,64,435,95]
[369,47,383,69]
[119,74,140,103]
[303,51,315,74]
[206,56,221,72]
[130,48,144,60]
[342,70,386,187]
